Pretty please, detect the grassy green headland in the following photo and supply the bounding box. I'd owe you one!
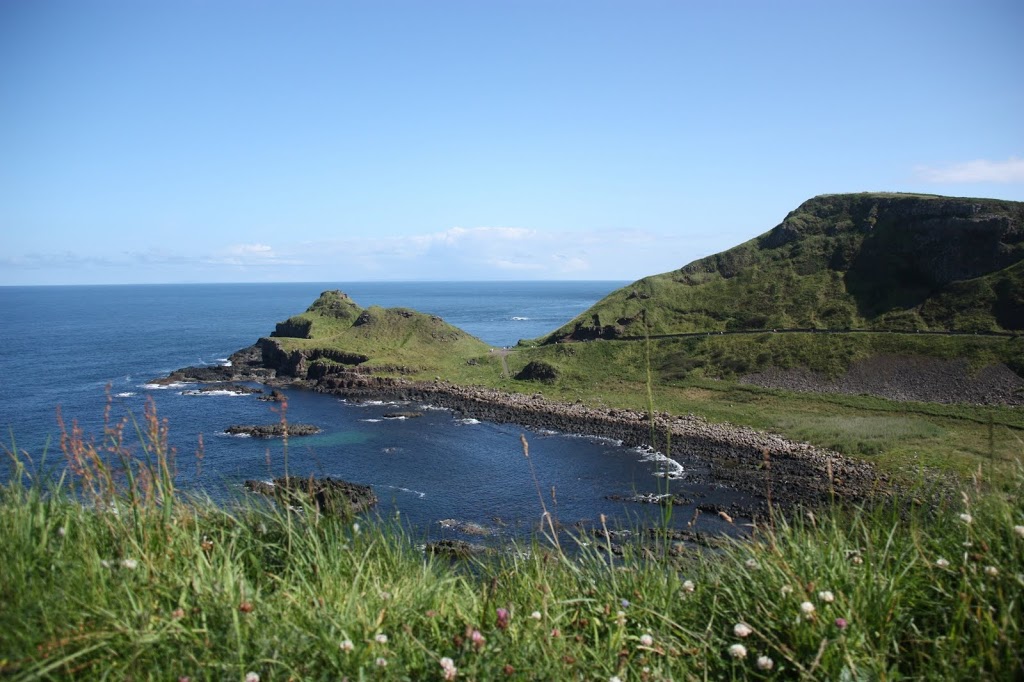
[542,193,1024,341]
[2,405,1022,680]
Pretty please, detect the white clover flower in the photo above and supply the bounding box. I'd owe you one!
[851,555,864,565]
[817,590,835,603]
[375,657,387,668]
[936,558,950,568]
[352,522,361,534]
[639,633,654,647]
[339,639,353,652]
[244,673,260,682]
[800,601,816,617]
[959,513,973,524]
[440,657,457,681]
[57,526,66,538]
[756,655,774,670]
[728,643,748,659]
[745,558,760,570]
[374,633,388,644]
[610,677,623,682]
[733,622,752,638]
[780,585,793,596]
[985,565,999,577]
[682,579,695,593]
[616,610,627,626]
[120,559,138,570]
[531,610,542,620]
[1014,525,1024,538]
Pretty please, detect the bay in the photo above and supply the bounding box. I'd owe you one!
[0,282,741,541]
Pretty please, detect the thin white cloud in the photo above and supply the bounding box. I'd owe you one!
[915,157,1024,184]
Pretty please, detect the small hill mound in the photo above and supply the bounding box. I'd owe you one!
[543,193,1024,342]
[259,292,491,380]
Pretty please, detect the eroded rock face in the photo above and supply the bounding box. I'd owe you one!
[243,476,377,516]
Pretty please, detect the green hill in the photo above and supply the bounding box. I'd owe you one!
[542,193,1024,341]
[260,290,492,380]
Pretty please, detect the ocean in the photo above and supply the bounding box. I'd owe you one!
[0,282,737,541]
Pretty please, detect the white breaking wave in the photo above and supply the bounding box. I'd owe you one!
[360,418,383,423]
[456,418,481,425]
[142,382,192,390]
[511,316,529,321]
[115,392,137,398]
[180,389,249,397]
[374,484,426,499]
[217,358,233,367]
[634,445,685,479]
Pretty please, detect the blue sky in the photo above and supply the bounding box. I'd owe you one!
[1,0,1022,285]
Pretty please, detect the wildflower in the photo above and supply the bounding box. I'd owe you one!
[745,558,760,570]
[610,677,623,682]
[379,591,391,601]
[1014,525,1024,538]
[200,537,214,552]
[353,522,361,534]
[985,565,999,577]
[496,607,510,630]
[960,513,973,524]
[57,526,66,538]
[800,601,816,618]
[530,611,542,620]
[851,555,864,566]
[936,558,950,568]
[733,622,752,638]
[818,590,835,603]
[780,585,793,596]
[471,629,485,649]
[440,657,457,680]
[616,610,627,626]
[375,657,387,668]
[640,633,654,647]
[835,617,848,630]
[374,633,388,645]
[244,673,259,682]
[120,558,138,570]
[728,643,748,659]
[179,677,191,682]
[239,601,254,613]
[503,664,515,675]
[682,579,695,593]
[172,608,185,620]
[550,628,561,638]
[339,639,354,652]
[756,655,774,670]
[620,598,631,608]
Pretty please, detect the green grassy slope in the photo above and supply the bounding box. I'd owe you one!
[542,193,1024,341]
[264,290,494,379]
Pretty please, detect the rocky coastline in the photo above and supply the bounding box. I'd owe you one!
[310,375,890,513]
[160,344,895,516]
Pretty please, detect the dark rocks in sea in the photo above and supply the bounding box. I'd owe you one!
[425,539,488,559]
[225,424,320,437]
[244,476,377,516]
[382,411,423,419]
[257,389,287,402]
[185,383,262,395]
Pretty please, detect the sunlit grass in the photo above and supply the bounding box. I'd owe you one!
[2,400,1022,680]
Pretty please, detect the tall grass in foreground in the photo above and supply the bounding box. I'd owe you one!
[1,403,1022,680]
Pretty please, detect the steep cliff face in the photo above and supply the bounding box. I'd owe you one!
[544,193,1024,342]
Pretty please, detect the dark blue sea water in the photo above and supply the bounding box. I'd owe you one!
[0,282,740,541]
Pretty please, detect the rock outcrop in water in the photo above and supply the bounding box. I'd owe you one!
[225,424,320,437]
[243,476,377,516]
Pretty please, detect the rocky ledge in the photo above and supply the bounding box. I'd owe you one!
[243,476,377,516]
[225,424,320,438]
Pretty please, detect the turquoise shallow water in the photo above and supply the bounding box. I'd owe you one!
[0,281,744,540]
